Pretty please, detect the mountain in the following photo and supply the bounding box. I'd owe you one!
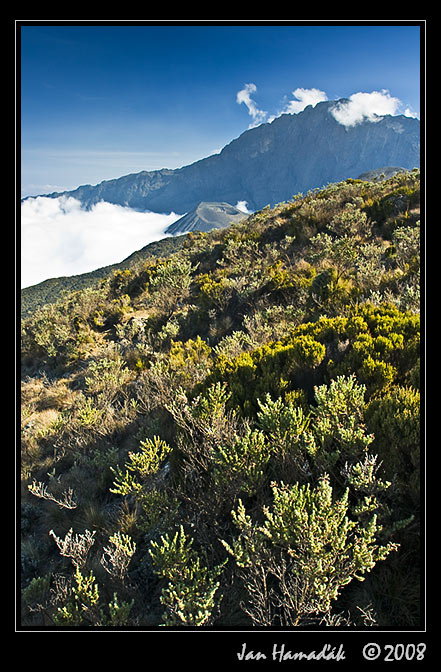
[28,100,420,214]
[165,202,247,235]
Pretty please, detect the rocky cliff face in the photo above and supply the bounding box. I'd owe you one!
[37,100,420,213]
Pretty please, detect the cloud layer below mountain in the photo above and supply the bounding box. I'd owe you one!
[21,196,181,288]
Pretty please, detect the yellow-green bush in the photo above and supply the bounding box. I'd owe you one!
[211,428,270,496]
[365,385,420,505]
[196,271,234,311]
[222,474,397,626]
[168,336,213,384]
[210,334,325,414]
[149,526,227,626]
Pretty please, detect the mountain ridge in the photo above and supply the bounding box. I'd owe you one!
[23,100,419,214]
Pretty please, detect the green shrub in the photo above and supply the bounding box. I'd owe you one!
[211,428,270,496]
[328,304,419,394]
[149,526,227,626]
[21,304,77,362]
[22,574,51,609]
[308,374,373,466]
[53,566,100,625]
[52,566,134,626]
[76,396,104,428]
[100,531,136,582]
[365,386,420,505]
[196,271,234,311]
[85,354,133,400]
[256,393,312,482]
[168,336,212,384]
[210,334,325,414]
[222,474,397,626]
[110,436,172,496]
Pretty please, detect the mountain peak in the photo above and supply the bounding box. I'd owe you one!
[165,201,247,235]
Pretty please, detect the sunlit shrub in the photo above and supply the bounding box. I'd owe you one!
[222,474,397,626]
[110,436,172,497]
[328,304,419,394]
[256,393,312,482]
[100,531,136,582]
[76,396,104,428]
[365,386,420,504]
[52,566,134,626]
[168,336,212,383]
[210,334,325,414]
[148,256,194,315]
[196,271,234,311]
[149,526,227,626]
[308,374,374,468]
[211,427,270,496]
[85,354,133,401]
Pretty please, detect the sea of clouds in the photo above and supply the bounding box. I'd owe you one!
[21,196,253,289]
[21,196,181,289]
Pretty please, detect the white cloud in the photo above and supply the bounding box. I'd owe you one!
[404,107,418,118]
[282,87,328,114]
[237,84,328,127]
[235,200,252,214]
[330,89,402,127]
[20,196,181,288]
[236,83,268,128]
[236,84,414,131]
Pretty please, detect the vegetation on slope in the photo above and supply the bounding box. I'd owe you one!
[21,234,187,318]
[20,170,421,628]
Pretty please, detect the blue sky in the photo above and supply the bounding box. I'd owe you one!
[20,22,422,197]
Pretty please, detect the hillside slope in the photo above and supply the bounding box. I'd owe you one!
[21,234,187,318]
[20,171,421,629]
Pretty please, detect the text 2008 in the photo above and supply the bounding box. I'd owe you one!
[362,643,426,662]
